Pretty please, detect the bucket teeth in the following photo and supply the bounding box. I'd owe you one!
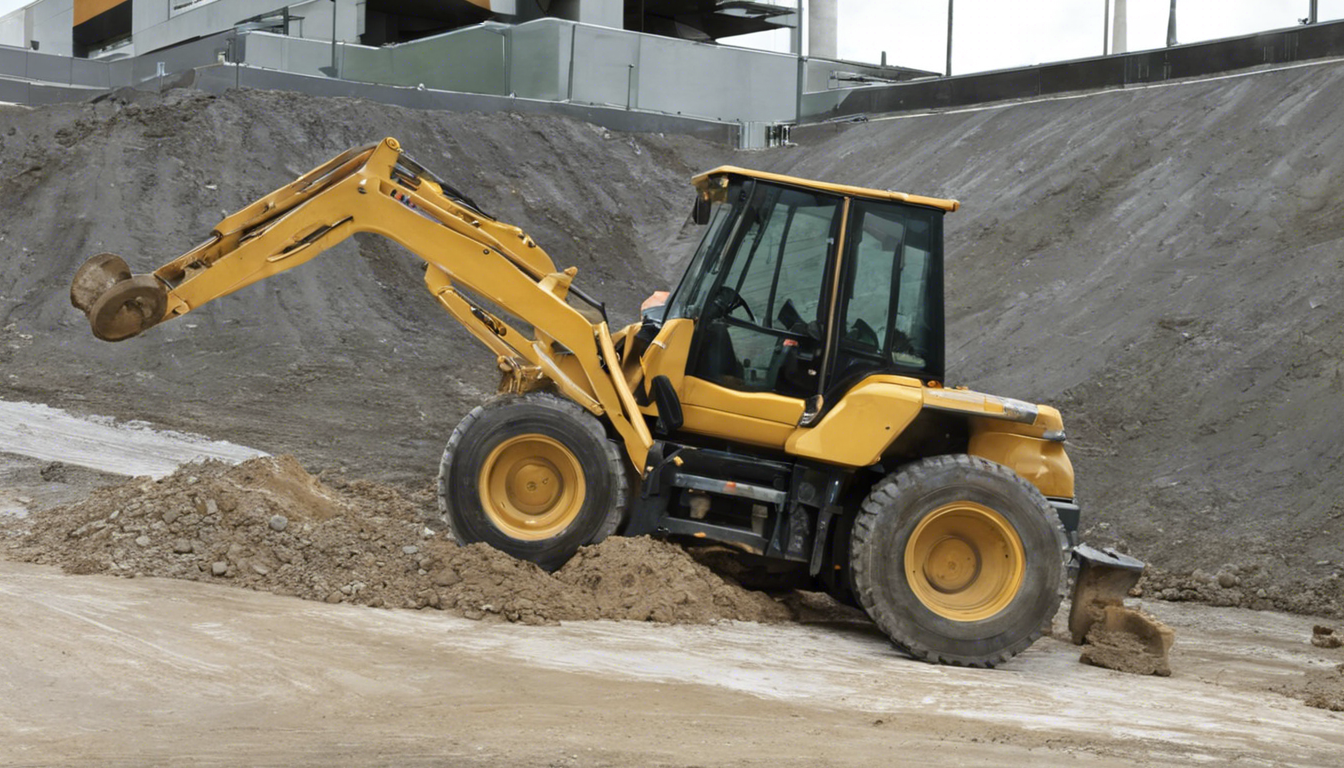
[71,253,131,314]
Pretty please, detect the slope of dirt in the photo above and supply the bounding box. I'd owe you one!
[1,455,789,625]
[0,89,726,486]
[765,63,1344,617]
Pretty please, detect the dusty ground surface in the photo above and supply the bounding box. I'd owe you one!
[0,559,1340,767]
[0,371,1340,764]
[0,452,124,518]
[3,65,1342,613]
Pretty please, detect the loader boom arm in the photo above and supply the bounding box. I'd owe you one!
[73,138,652,469]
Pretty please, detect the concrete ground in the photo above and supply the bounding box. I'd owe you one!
[1,560,1339,767]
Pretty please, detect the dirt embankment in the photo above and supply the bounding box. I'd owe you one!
[0,89,726,487]
[3,455,789,625]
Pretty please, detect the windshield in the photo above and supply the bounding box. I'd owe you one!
[663,180,747,322]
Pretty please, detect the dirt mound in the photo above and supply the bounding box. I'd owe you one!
[435,538,790,624]
[1302,665,1344,711]
[9,455,453,608]
[5,456,789,625]
[1277,663,1344,712]
[1078,605,1175,677]
[1138,566,1342,619]
[556,537,791,623]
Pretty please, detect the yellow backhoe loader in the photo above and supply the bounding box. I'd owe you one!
[72,138,1143,667]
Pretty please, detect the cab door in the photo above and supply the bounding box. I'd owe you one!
[676,182,846,449]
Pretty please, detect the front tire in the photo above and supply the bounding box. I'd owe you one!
[850,454,1067,667]
[437,393,628,571]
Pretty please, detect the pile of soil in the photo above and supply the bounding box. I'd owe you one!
[1301,664,1344,711]
[4,455,789,625]
[1077,605,1175,677]
[1138,566,1342,618]
[1277,663,1344,712]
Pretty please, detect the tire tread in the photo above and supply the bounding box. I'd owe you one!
[850,454,1067,668]
[436,392,628,563]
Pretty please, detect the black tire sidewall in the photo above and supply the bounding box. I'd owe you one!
[444,397,620,571]
[856,457,1065,664]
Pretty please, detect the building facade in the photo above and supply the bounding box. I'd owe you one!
[0,0,829,60]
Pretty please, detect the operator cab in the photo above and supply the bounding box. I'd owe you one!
[654,168,956,432]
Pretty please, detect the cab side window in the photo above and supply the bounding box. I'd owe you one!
[833,201,942,384]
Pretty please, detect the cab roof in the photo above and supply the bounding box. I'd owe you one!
[692,165,960,212]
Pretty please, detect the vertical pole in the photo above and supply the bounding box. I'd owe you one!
[1103,0,1110,55]
[795,55,804,123]
[1310,0,1318,24]
[330,0,338,77]
[1166,0,1177,47]
[795,0,804,123]
[566,23,577,101]
[1112,0,1127,54]
[945,0,954,76]
[792,0,803,56]
[503,28,512,97]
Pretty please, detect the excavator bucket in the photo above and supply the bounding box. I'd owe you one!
[1068,544,1145,643]
[71,253,169,342]
[70,253,130,314]
[1068,544,1174,675]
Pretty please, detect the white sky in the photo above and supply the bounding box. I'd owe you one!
[4,0,1343,74]
[727,0,1344,73]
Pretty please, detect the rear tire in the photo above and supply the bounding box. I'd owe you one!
[437,392,627,571]
[850,454,1067,667]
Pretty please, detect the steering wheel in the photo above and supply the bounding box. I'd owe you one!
[712,286,756,324]
[848,318,880,350]
[776,299,821,340]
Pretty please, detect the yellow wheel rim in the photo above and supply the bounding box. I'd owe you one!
[905,501,1026,622]
[479,435,586,541]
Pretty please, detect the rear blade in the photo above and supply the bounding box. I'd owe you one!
[1068,543,1145,644]
[1069,543,1174,676]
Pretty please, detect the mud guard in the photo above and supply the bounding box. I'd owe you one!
[1067,543,1146,645]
